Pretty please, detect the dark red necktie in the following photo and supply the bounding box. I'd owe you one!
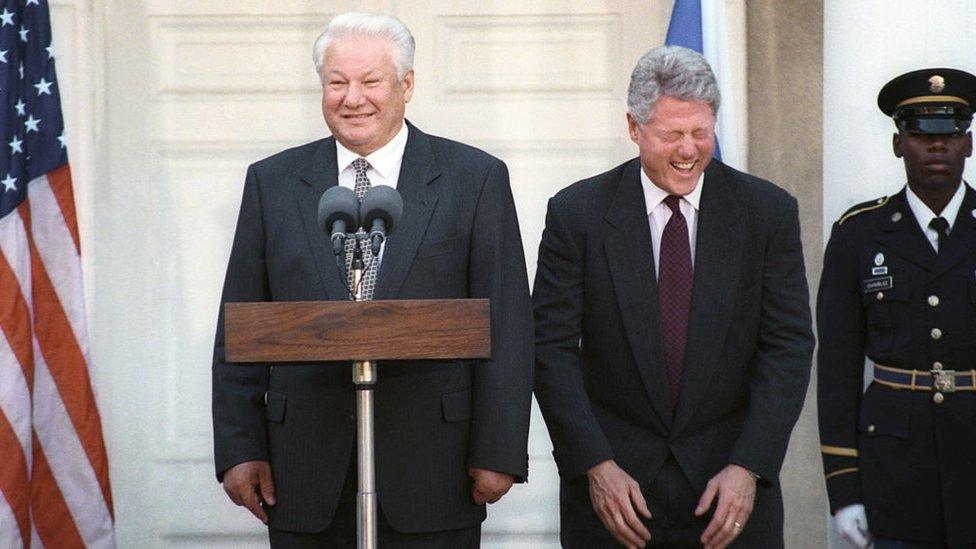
[658,195,693,409]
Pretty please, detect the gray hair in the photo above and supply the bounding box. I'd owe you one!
[312,12,416,80]
[627,45,721,124]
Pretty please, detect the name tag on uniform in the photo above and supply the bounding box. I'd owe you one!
[871,266,889,275]
[863,276,893,292]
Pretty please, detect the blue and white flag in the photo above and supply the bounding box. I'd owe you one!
[665,0,745,169]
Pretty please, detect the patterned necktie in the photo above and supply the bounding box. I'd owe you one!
[344,158,378,300]
[658,195,693,409]
[929,216,949,253]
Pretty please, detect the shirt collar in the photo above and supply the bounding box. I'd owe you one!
[335,122,409,179]
[905,180,966,231]
[640,166,705,216]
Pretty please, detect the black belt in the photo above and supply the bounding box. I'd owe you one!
[874,363,976,393]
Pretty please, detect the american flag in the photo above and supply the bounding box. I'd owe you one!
[0,1,115,547]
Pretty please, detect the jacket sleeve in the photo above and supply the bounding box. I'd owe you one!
[212,164,272,480]
[815,221,866,512]
[532,195,615,479]
[465,159,534,481]
[728,195,815,483]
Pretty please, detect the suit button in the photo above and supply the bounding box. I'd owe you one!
[930,328,942,340]
[867,425,875,433]
[934,392,945,404]
[876,292,884,300]
[928,295,940,306]
[933,361,944,371]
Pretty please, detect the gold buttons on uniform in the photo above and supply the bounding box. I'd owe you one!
[928,295,940,306]
[876,292,884,300]
[891,212,903,222]
[867,425,876,433]
[934,393,945,404]
[931,328,943,340]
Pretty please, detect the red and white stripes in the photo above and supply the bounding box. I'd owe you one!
[0,166,115,548]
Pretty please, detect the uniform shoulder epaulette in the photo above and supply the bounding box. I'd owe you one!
[838,196,890,225]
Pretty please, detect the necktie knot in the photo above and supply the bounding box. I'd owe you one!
[664,194,683,214]
[351,158,372,200]
[930,216,950,252]
[352,157,370,176]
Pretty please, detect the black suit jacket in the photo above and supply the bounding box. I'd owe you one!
[533,158,813,546]
[818,186,976,545]
[212,122,533,534]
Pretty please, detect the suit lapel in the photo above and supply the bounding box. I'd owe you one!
[297,138,352,301]
[604,160,673,427]
[672,162,744,435]
[930,184,976,281]
[877,190,936,271]
[372,123,441,300]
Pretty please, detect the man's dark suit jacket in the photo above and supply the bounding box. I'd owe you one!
[212,122,533,534]
[533,158,814,547]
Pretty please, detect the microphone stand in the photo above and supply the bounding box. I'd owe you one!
[349,240,377,549]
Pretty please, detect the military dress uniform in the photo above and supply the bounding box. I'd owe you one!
[818,187,976,545]
[818,66,976,547]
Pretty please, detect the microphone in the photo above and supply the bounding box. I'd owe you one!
[317,186,360,256]
[360,186,404,255]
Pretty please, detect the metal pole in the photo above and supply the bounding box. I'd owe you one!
[350,254,377,549]
[354,360,376,549]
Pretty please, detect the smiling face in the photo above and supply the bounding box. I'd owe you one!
[894,129,972,193]
[628,96,716,195]
[320,35,414,156]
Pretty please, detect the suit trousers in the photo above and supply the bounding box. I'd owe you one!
[269,452,480,548]
[561,456,709,548]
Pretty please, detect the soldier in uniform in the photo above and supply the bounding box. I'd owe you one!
[817,67,976,548]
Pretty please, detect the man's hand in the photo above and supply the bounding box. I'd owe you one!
[222,460,276,523]
[695,464,756,549]
[587,460,652,548]
[834,504,872,548]
[469,468,514,504]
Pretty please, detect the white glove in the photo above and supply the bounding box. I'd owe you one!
[835,504,872,548]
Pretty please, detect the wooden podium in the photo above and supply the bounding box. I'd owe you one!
[223,298,491,549]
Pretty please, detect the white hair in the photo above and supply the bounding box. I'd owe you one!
[312,12,415,80]
[628,45,721,124]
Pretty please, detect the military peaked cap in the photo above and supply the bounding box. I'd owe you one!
[878,68,976,134]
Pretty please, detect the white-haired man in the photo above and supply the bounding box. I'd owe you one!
[533,45,814,548]
[212,12,533,547]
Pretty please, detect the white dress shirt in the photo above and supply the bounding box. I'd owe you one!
[335,121,409,191]
[905,181,966,252]
[334,122,409,261]
[640,167,704,280]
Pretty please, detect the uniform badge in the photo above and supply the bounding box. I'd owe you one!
[872,266,889,275]
[929,75,946,93]
[874,252,885,266]
[863,276,893,293]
